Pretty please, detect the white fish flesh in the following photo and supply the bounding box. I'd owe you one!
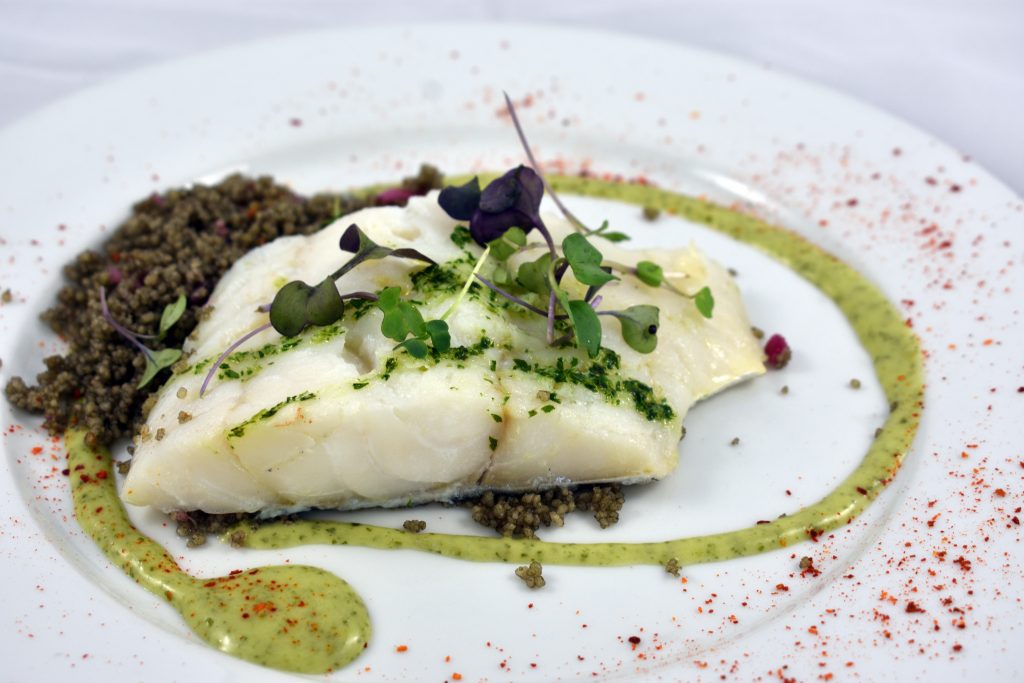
[122,193,765,514]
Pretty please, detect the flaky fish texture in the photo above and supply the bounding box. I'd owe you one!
[122,193,764,514]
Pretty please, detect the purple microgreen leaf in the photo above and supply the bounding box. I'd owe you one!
[438,177,482,220]
[200,322,273,397]
[338,223,372,254]
[339,291,379,302]
[478,171,520,213]
[469,208,528,245]
[503,91,588,234]
[390,247,437,265]
[468,166,547,247]
[334,224,436,280]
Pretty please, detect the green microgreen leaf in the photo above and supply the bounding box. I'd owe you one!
[486,226,526,261]
[425,319,451,354]
[269,278,345,338]
[694,286,715,319]
[396,338,429,358]
[584,220,631,243]
[516,252,552,295]
[635,261,664,287]
[492,264,515,288]
[450,226,472,248]
[269,281,316,337]
[377,286,426,342]
[566,300,602,358]
[158,294,186,338]
[307,278,345,326]
[612,305,660,354]
[562,233,617,287]
[138,348,182,389]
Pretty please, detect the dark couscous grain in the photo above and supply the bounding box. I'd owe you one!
[465,484,625,538]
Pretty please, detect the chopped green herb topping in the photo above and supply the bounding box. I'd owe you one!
[228,391,318,439]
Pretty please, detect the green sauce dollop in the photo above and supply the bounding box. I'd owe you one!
[67,430,370,673]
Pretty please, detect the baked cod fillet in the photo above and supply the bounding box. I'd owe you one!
[122,193,765,514]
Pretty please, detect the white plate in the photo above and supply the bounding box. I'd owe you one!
[1,24,1021,682]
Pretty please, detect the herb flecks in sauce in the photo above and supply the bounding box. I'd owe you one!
[67,430,370,674]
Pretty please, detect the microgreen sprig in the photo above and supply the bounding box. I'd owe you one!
[436,90,720,358]
[200,223,446,396]
[200,91,720,397]
[100,288,185,389]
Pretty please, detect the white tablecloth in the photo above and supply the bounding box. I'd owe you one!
[2,0,1021,193]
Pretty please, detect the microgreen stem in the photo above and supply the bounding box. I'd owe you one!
[473,274,551,317]
[546,290,557,345]
[503,91,588,235]
[329,257,365,283]
[441,245,491,321]
[99,287,155,362]
[602,260,692,297]
[199,322,273,397]
[661,279,688,297]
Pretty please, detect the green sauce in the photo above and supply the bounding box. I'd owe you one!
[68,175,921,672]
[66,430,370,674]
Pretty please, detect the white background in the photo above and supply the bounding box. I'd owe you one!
[1,0,1022,194]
